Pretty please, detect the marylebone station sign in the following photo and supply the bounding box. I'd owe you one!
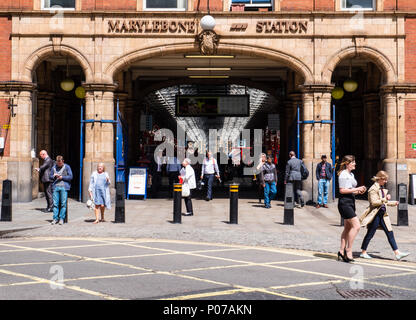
[107,19,309,35]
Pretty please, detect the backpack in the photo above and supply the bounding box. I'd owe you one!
[300,162,309,180]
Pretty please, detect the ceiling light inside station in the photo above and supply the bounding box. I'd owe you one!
[187,68,231,71]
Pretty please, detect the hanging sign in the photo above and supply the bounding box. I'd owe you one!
[127,167,148,199]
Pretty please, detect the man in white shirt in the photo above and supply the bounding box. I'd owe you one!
[200,151,220,201]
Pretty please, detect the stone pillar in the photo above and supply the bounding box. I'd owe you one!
[82,83,117,202]
[0,82,37,202]
[300,84,334,204]
[380,89,408,199]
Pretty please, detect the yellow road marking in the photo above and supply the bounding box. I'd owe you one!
[0,268,123,300]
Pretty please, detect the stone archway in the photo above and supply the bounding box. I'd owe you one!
[104,42,314,85]
[321,45,397,84]
[22,44,94,83]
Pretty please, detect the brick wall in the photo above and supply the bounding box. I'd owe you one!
[405,101,416,158]
[315,0,334,11]
[0,16,11,157]
[398,0,416,11]
[0,17,11,82]
[81,0,137,10]
[405,18,416,82]
[194,0,223,11]
[0,0,33,9]
[0,99,11,157]
[280,0,313,11]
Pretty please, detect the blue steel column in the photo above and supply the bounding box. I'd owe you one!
[332,103,336,200]
[79,102,84,202]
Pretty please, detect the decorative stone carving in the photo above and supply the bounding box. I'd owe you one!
[197,30,219,55]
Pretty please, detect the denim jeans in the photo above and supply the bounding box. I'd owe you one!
[53,186,68,221]
[317,179,330,205]
[264,182,277,206]
[204,174,215,199]
[361,208,398,251]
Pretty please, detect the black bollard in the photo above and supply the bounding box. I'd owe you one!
[397,183,409,226]
[115,181,125,223]
[229,184,239,224]
[284,182,294,225]
[1,180,12,221]
[173,183,182,224]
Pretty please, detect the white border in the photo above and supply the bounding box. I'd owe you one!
[340,0,375,11]
[143,0,187,11]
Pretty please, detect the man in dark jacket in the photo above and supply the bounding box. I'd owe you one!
[36,150,54,212]
[49,156,73,225]
[285,151,305,208]
[315,154,332,208]
[259,155,277,209]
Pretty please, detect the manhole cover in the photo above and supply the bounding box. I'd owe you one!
[337,289,391,299]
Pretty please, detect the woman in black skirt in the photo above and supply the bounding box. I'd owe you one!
[337,155,367,262]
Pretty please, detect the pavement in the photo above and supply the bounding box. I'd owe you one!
[1,192,416,263]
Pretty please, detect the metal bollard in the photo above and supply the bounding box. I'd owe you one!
[115,181,125,223]
[397,183,408,226]
[284,182,294,225]
[1,180,12,221]
[229,184,239,224]
[173,183,182,224]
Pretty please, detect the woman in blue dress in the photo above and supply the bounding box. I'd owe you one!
[88,163,111,224]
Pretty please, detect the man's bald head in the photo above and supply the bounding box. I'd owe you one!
[39,150,48,160]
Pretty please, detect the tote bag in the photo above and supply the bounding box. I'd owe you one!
[182,183,190,197]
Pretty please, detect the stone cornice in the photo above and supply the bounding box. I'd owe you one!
[299,83,335,93]
[0,10,415,18]
[82,83,118,92]
[0,81,37,92]
[380,83,416,94]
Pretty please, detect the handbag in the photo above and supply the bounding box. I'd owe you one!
[182,183,190,197]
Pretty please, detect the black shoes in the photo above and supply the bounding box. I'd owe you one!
[183,212,193,216]
[337,250,354,263]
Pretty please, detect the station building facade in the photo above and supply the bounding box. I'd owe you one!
[1,0,416,202]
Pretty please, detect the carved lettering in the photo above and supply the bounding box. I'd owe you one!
[256,21,264,33]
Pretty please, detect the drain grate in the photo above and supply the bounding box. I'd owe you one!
[337,289,391,299]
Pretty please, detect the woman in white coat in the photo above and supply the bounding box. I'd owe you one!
[88,163,111,224]
[180,158,196,216]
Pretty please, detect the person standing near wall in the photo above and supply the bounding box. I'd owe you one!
[316,155,332,208]
[49,156,73,225]
[36,150,54,212]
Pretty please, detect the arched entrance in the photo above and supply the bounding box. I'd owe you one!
[327,47,395,193]
[31,53,87,200]
[106,45,313,199]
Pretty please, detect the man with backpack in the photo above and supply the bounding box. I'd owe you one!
[285,151,308,208]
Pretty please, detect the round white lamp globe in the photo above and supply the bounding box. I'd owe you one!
[200,15,216,31]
